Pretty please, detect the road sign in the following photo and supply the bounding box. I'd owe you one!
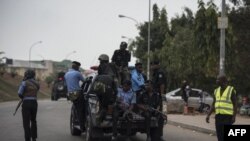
[218,17,228,29]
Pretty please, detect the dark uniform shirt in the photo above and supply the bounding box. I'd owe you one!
[152,68,166,94]
[138,91,161,109]
[111,49,131,67]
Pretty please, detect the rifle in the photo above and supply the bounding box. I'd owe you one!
[13,99,23,116]
[148,107,168,122]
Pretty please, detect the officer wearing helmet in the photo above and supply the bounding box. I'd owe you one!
[112,41,131,68]
[98,54,118,77]
[111,41,131,85]
[93,54,118,125]
[18,69,40,141]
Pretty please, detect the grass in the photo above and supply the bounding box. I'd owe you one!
[0,73,51,102]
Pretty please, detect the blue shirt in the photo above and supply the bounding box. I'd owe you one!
[64,69,85,92]
[117,88,136,105]
[18,79,38,100]
[131,69,145,92]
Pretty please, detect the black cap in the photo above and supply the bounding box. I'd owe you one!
[135,62,142,66]
[72,61,81,66]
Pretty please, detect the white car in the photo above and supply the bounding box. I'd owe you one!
[165,88,213,113]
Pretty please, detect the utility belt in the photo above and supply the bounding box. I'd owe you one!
[68,90,81,101]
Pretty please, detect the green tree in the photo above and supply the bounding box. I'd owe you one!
[45,76,54,88]
[134,4,170,68]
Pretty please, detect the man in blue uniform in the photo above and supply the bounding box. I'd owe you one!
[112,80,136,141]
[18,69,40,141]
[64,61,85,131]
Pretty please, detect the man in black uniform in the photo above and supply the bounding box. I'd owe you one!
[137,80,162,141]
[18,69,40,141]
[111,41,131,84]
[98,54,119,86]
[151,60,166,141]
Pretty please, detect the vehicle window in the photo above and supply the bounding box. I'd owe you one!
[189,90,200,97]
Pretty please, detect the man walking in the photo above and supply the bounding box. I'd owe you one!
[206,74,237,141]
[18,69,40,141]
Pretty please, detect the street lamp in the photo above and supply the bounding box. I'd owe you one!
[118,14,139,26]
[29,41,42,68]
[219,0,227,76]
[147,0,151,79]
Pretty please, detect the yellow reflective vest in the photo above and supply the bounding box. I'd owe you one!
[214,86,235,115]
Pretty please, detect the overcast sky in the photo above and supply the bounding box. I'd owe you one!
[0,0,222,69]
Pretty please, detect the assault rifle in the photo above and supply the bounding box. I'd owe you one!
[13,99,23,116]
[147,106,168,122]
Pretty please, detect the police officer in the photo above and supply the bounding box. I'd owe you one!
[64,61,86,132]
[112,80,136,141]
[111,41,131,68]
[137,80,162,141]
[98,54,119,87]
[206,75,237,141]
[150,60,166,141]
[111,41,131,85]
[131,62,145,101]
[18,69,40,141]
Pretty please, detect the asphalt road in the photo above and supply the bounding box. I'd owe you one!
[0,99,216,141]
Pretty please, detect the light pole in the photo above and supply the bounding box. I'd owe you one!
[147,0,151,79]
[118,14,139,26]
[29,41,42,68]
[219,0,226,76]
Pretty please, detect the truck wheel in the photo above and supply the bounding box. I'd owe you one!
[86,116,96,141]
[70,108,81,136]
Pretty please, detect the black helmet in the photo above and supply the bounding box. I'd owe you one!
[98,54,109,61]
[24,69,35,79]
[120,41,128,49]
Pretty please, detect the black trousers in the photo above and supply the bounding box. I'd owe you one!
[73,94,86,131]
[22,100,38,141]
[215,114,233,141]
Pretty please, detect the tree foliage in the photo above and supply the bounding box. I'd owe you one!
[133,2,250,96]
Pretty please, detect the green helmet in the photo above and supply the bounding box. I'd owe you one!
[98,54,109,61]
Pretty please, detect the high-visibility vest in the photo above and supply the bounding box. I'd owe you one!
[214,86,235,115]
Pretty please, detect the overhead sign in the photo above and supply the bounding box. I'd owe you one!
[218,17,228,29]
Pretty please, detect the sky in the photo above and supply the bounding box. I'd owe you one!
[0,0,222,69]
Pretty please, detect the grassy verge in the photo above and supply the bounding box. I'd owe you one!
[0,73,51,102]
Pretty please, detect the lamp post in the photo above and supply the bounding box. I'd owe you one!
[29,41,42,68]
[118,14,139,26]
[147,0,151,79]
[219,0,226,76]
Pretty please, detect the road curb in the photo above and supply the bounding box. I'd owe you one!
[167,120,216,135]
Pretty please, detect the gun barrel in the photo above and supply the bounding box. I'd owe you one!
[13,99,23,116]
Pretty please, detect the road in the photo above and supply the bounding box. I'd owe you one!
[0,99,216,141]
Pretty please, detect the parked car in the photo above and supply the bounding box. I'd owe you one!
[239,104,250,116]
[165,88,213,113]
